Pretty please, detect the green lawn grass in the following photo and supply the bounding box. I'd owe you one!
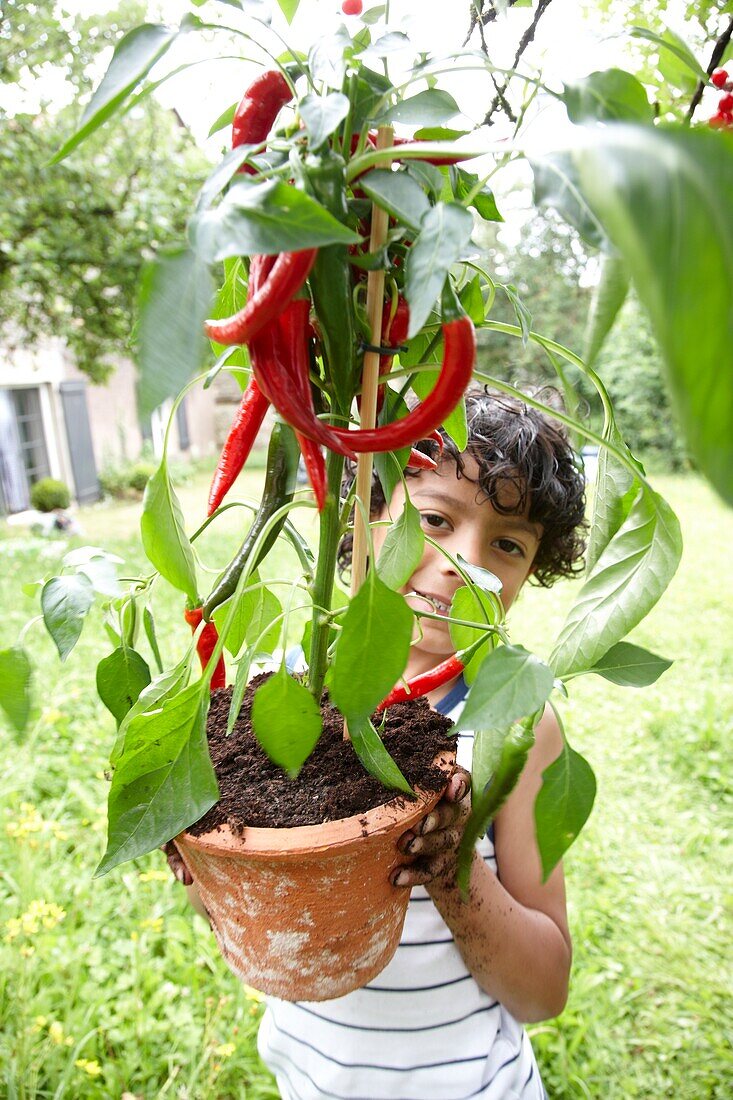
[1,473,731,1098]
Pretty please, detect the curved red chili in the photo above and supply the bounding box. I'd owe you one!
[334,288,476,453]
[184,607,226,691]
[296,433,328,511]
[207,377,270,516]
[377,653,465,710]
[204,249,317,347]
[232,71,293,173]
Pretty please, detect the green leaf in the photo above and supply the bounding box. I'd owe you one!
[561,69,654,125]
[191,179,360,263]
[110,650,192,765]
[329,573,414,722]
[207,100,236,137]
[471,725,509,797]
[406,159,445,198]
[301,92,350,151]
[376,498,425,590]
[535,741,596,882]
[531,151,607,251]
[276,0,301,22]
[196,145,262,212]
[308,27,352,90]
[551,487,682,677]
[227,646,256,736]
[137,247,214,417]
[362,5,387,25]
[586,415,639,574]
[349,718,413,794]
[51,24,179,163]
[251,666,322,777]
[359,169,430,232]
[582,252,630,368]
[588,641,672,687]
[455,555,503,596]
[457,718,535,894]
[377,89,461,127]
[96,647,152,725]
[449,587,501,684]
[554,125,733,505]
[459,274,486,325]
[143,607,164,673]
[452,167,503,223]
[503,283,531,347]
[140,459,198,603]
[213,577,282,656]
[96,682,217,876]
[0,648,33,733]
[404,202,474,337]
[41,574,95,661]
[455,645,554,734]
[629,26,704,91]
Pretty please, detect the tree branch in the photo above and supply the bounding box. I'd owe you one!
[687,14,733,122]
[482,0,554,127]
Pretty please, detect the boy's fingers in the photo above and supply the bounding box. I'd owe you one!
[160,841,193,886]
[392,850,455,888]
[445,767,471,803]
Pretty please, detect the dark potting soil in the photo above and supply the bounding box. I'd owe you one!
[188,674,456,834]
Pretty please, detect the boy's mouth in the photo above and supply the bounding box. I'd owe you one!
[406,590,451,616]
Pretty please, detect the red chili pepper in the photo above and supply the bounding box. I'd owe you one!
[184,607,226,691]
[247,270,356,464]
[207,377,270,516]
[204,249,318,347]
[377,653,466,710]
[296,433,328,511]
[406,448,437,471]
[232,71,293,173]
[375,295,410,413]
[333,285,476,453]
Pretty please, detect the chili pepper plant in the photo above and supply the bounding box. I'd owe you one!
[5,1,732,896]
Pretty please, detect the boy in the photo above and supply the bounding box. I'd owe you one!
[167,387,587,1099]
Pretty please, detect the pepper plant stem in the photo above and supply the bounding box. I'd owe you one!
[307,448,346,701]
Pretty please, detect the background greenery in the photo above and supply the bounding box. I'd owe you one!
[1,469,730,1098]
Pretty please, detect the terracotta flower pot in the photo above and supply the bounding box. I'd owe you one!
[174,749,455,1002]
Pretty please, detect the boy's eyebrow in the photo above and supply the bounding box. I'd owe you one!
[411,489,542,539]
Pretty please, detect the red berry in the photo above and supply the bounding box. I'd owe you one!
[341,0,363,13]
[711,69,729,88]
[719,93,733,116]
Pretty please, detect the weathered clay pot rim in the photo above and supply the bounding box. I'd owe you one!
[179,749,455,860]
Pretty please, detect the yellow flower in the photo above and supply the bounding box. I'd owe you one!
[214,1043,236,1059]
[242,984,264,1003]
[20,944,35,957]
[138,870,170,883]
[75,1058,102,1077]
[130,930,139,942]
[5,900,66,943]
[49,1022,66,1045]
[139,917,163,932]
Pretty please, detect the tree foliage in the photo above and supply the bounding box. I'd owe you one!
[0,1,208,383]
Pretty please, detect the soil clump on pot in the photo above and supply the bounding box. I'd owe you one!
[189,674,456,834]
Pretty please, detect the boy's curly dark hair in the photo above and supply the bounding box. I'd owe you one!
[339,386,587,588]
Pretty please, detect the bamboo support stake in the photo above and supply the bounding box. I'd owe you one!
[350,124,394,595]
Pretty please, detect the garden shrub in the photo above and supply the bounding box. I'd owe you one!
[30,478,71,512]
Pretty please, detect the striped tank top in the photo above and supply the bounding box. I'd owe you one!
[258,677,546,1099]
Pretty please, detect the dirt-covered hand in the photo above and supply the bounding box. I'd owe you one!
[161,841,193,886]
[391,767,471,889]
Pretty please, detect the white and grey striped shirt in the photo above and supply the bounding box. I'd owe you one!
[258,677,546,1099]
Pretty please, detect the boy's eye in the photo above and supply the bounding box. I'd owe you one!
[495,538,524,557]
[420,512,450,530]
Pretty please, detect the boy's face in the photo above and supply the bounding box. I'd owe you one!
[372,455,542,667]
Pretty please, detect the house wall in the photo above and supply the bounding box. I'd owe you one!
[1,333,228,513]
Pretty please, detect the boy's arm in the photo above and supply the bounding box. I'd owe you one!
[392,706,571,1024]
[162,842,211,924]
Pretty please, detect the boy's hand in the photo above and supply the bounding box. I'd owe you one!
[391,767,471,889]
[161,841,193,886]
